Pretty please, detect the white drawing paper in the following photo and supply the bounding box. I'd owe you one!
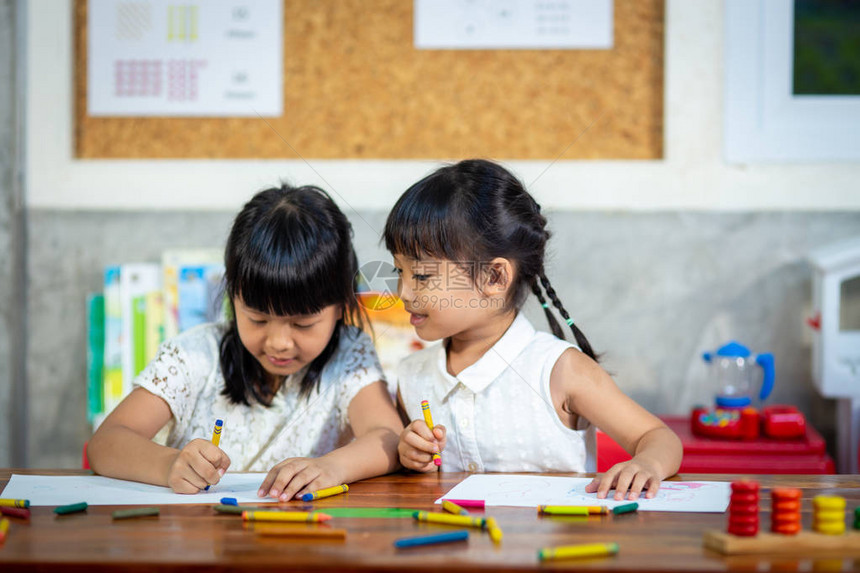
[437,474,731,513]
[1,473,271,506]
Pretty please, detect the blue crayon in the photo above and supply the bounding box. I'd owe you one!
[394,529,469,548]
[220,497,237,506]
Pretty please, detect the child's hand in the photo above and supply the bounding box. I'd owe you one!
[584,457,663,501]
[258,457,344,502]
[398,420,446,472]
[166,438,231,494]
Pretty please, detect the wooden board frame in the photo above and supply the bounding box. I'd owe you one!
[74,0,664,159]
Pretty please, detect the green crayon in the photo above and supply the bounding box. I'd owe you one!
[54,502,88,515]
[112,507,160,520]
[612,502,639,515]
[214,504,255,515]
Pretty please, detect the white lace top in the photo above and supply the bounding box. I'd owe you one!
[397,313,596,473]
[134,323,385,471]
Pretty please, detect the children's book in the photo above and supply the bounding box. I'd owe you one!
[86,293,105,425]
[162,249,224,338]
[119,263,161,403]
[102,266,123,414]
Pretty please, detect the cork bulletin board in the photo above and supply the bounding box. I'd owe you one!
[74,0,664,159]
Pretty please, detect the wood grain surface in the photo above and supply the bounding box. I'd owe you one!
[1,470,859,572]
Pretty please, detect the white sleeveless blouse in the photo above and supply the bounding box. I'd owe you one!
[397,313,596,473]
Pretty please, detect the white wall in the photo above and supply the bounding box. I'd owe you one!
[26,0,860,212]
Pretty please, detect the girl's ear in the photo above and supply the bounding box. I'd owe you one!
[481,258,514,295]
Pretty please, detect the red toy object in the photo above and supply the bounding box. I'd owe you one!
[691,406,760,439]
[770,488,801,535]
[691,405,807,440]
[762,406,806,438]
[728,480,759,537]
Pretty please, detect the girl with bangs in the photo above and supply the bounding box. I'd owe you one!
[386,160,682,501]
[89,185,403,501]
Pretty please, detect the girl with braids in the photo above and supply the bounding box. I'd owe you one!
[385,159,681,501]
[90,185,403,501]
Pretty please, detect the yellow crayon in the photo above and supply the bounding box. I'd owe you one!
[211,418,223,447]
[0,517,9,543]
[420,400,442,467]
[413,511,485,529]
[486,517,503,544]
[0,499,29,508]
[302,484,348,502]
[242,510,332,523]
[203,418,224,491]
[442,499,469,515]
[538,505,607,516]
[538,542,619,561]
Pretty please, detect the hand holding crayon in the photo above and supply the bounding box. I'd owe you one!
[397,404,447,472]
[165,422,231,494]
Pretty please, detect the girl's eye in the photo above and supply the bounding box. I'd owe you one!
[249,318,267,325]
[293,323,315,329]
[413,274,431,282]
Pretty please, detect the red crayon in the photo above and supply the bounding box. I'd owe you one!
[0,506,30,519]
[445,499,485,509]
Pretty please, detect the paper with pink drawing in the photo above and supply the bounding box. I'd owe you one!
[437,475,730,513]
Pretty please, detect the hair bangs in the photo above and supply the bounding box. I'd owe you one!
[384,176,471,262]
[231,210,346,318]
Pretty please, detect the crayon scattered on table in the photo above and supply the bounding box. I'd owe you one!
[112,507,160,520]
[254,524,347,539]
[220,497,237,506]
[0,506,30,519]
[612,502,639,515]
[204,418,224,491]
[54,502,88,515]
[413,511,485,529]
[538,542,619,561]
[442,499,469,515]
[446,499,484,509]
[301,484,348,502]
[486,517,503,544]
[243,510,331,523]
[394,529,469,548]
[214,504,256,515]
[0,499,29,508]
[420,400,442,467]
[538,505,590,516]
[0,518,9,543]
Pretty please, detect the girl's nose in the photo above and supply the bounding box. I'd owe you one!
[397,276,413,302]
[267,325,295,352]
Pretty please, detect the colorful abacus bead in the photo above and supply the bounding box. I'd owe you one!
[812,495,845,535]
[728,480,759,537]
[770,487,801,536]
[854,506,860,531]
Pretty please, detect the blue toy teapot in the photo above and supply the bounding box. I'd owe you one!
[702,341,775,408]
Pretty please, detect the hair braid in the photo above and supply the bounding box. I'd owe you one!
[531,277,564,340]
[539,272,598,362]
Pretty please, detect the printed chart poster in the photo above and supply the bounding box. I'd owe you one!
[414,0,613,50]
[88,0,283,116]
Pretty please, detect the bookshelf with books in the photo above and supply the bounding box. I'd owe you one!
[88,250,226,430]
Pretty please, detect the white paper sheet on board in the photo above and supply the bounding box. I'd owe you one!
[87,0,283,116]
[414,0,613,50]
[1,473,271,506]
[437,475,731,513]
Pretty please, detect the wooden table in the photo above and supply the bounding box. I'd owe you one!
[1,470,859,572]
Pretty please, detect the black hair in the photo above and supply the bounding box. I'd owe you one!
[383,159,597,361]
[220,184,366,405]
